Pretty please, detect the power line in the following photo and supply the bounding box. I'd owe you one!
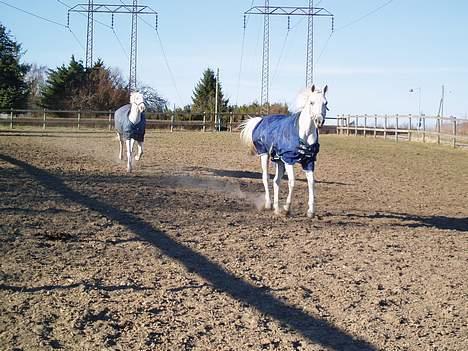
[58,0,113,29]
[139,16,183,106]
[0,0,86,50]
[0,0,67,28]
[335,0,395,32]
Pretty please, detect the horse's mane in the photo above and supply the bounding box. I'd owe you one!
[293,86,323,113]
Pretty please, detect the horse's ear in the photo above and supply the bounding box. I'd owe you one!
[311,85,315,93]
[323,85,328,95]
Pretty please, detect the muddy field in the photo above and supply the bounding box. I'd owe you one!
[0,130,467,351]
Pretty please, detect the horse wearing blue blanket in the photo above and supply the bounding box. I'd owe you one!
[240,85,328,218]
[115,91,146,172]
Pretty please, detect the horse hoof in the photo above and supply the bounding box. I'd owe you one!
[264,202,272,210]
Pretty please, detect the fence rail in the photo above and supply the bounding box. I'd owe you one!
[0,109,337,134]
[336,114,468,148]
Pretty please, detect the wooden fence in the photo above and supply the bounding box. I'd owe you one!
[336,114,468,148]
[0,109,337,134]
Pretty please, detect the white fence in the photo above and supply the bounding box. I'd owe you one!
[336,114,468,148]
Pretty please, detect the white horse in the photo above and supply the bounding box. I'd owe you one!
[114,91,147,172]
[240,85,328,218]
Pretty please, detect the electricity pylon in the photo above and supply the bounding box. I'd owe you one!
[68,1,158,91]
[245,1,333,113]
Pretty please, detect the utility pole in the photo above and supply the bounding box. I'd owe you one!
[438,85,445,117]
[129,0,138,92]
[85,0,94,69]
[244,2,333,113]
[215,68,220,131]
[68,2,158,92]
[261,0,270,114]
[305,0,313,87]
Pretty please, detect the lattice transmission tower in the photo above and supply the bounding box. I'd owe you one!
[68,1,158,92]
[244,1,333,113]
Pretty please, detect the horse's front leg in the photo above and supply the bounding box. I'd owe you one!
[284,164,295,214]
[125,139,134,172]
[304,170,315,218]
[117,133,124,160]
[135,141,144,161]
[273,161,285,215]
[260,154,271,209]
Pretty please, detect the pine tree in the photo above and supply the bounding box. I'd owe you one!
[0,23,30,109]
[40,56,86,110]
[191,68,228,113]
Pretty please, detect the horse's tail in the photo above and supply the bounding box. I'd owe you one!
[239,116,262,154]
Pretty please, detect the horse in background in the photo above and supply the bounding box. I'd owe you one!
[240,85,328,218]
[115,91,146,172]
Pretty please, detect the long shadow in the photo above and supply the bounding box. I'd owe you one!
[184,166,351,185]
[355,211,468,232]
[0,154,375,351]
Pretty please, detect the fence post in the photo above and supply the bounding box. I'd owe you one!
[422,117,426,143]
[364,115,367,137]
[395,115,399,142]
[202,112,206,132]
[77,110,81,129]
[108,110,112,131]
[354,116,358,136]
[43,108,46,130]
[10,108,13,129]
[452,117,457,148]
[374,114,377,138]
[170,111,174,132]
[408,115,412,142]
[384,115,387,139]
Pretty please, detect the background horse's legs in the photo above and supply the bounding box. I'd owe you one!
[135,141,144,161]
[273,161,285,214]
[304,170,315,217]
[117,133,124,160]
[284,164,295,214]
[260,154,271,209]
[125,139,134,172]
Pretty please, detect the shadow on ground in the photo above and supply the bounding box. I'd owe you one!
[0,153,375,351]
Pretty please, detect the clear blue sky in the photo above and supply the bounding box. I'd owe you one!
[1,0,467,117]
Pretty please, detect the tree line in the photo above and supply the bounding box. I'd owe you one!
[0,23,288,115]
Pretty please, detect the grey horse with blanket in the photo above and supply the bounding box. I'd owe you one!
[115,91,146,172]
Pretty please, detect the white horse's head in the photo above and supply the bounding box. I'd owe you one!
[130,91,146,113]
[296,85,328,128]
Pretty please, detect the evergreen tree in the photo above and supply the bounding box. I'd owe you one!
[40,56,86,110]
[191,68,228,113]
[0,23,30,109]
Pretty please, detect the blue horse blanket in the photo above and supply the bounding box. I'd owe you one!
[252,113,320,171]
[114,104,146,142]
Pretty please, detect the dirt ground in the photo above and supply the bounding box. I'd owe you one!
[0,130,467,351]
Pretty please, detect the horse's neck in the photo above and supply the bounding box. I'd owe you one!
[298,109,318,144]
[128,103,141,124]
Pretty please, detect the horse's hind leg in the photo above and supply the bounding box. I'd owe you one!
[260,154,271,209]
[273,161,285,215]
[135,141,144,161]
[284,164,295,214]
